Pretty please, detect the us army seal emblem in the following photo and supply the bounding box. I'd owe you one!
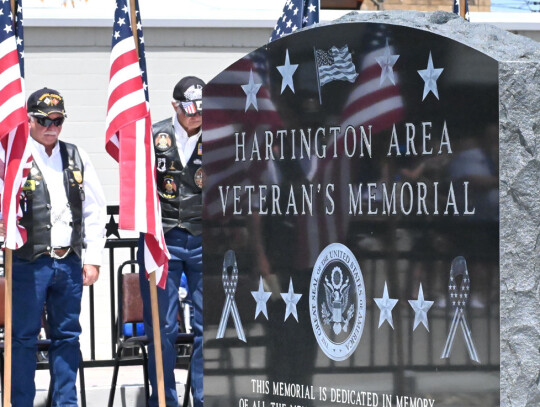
[310,243,366,361]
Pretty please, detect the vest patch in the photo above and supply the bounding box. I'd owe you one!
[162,175,177,199]
[194,167,204,189]
[73,170,83,184]
[155,133,172,151]
[23,179,36,191]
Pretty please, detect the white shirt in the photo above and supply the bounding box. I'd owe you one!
[29,138,107,266]
[173,115,201,167]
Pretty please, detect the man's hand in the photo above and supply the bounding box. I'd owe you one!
[0,220,5,238]
[82,264,100,286]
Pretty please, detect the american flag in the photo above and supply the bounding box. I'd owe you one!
[203,53,283,219]
[181,101,197,115]
[0,0,32,250]
[315,46,359,88]
[453,0,470,21]
[270,0,319,42]
[105,0,169,288]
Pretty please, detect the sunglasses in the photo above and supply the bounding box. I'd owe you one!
[180,101,202,117]
[35,116,65,127]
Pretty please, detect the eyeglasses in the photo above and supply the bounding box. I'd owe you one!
[34,116,65,127]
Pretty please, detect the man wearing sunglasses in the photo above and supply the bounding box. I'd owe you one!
[138,76,205,407]
[4,88,107,406]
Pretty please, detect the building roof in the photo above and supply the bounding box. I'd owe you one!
[22,0,540,31]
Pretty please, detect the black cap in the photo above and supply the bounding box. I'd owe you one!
[173,76,205,102]
[27,88,66,117]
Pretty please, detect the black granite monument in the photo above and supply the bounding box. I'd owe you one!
[202,14,501,407]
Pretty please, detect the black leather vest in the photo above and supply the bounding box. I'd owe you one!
[153,118,203,236]
[15,141,85,261]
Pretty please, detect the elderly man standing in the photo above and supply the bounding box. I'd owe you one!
[138,76,205,407]
[1,88,107,407]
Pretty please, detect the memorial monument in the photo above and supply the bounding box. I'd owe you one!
[202,11,540,407]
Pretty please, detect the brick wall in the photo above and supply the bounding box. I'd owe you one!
[322,0,491,12]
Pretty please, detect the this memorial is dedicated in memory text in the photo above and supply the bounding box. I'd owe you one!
[202,11,540,407]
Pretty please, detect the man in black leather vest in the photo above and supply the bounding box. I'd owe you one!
[138,76,204,407]
[0,88,107,407]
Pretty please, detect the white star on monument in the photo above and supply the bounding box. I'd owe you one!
[408,284,434,331]
[374,282,399,329]
[417,52,444,101]
[281,278,302,322]
[375,39,400,86]
[241,70,262,112]
[251,277,272,320]
[277,49,298,94]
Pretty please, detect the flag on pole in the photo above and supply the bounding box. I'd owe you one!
[0,0,32,250]
[270,0,319,42]
[453,0,470,21]
[315,45,359,87]
[105,0,169,288]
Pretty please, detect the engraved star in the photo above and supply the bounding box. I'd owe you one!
[281,278,302,322]
[374,282,399,329]
[277,49,298,94]
[375,39,400,86]
[408,284,434,331]
[241,70,262,112]
[417,52,444,101]
[251,277,272,320]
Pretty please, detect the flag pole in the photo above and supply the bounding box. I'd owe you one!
[313,47,322,105]
[3,1,16,403]
[3,249,12,407]
[459,0,466,18]
[128,1,166,406]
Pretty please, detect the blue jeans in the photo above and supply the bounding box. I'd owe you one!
[11,253,83,407]
[138,228,203,407]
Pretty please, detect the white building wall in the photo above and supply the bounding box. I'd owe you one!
[23,24,270,359]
